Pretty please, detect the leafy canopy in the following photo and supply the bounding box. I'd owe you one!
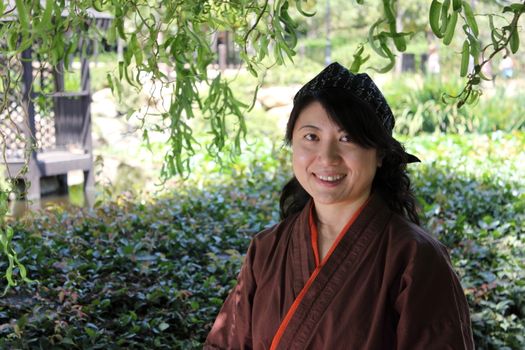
[1,0,524,177]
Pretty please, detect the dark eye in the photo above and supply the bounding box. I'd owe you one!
[340,135,353,142]
[304,133,318,141]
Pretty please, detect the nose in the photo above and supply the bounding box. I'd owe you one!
[318,139,341,165]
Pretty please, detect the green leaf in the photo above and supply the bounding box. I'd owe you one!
[503,4,525,13]
[118,61,124,80]
[509,27,520,54]
[107,72,115,94]
[439,0,451,34]
[368,20,389,58]
[107,21,117,45]
[443,10,458,45]
[462,0,478,37]
[85,326,97,339]
[383,0,407,53]
[488,15,500,51]
[465,29,480,58]
[383,0,396,23]
[460,39,470,77]
[131,34,143,66]
[430,0,445,38]
[38,0,54,32]
[158,322,169,331]
[509,3,525,12]
[295,0,316,17]
[14,0,31,50]
[116,17,127,40]
[350,44,369,73]
[452,0,462,12]
[92,0,104,12]
[371,40,395,73]
[61,337,77,346]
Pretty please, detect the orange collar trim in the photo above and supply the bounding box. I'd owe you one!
[270,198,369,350]
[308,199,370,268]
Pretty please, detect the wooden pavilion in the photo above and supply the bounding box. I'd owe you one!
[1,6,111,200]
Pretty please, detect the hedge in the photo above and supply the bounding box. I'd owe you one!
[0,133,523,349]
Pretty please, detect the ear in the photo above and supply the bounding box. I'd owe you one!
[377,151,384,168]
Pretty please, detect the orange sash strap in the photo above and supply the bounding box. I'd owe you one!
[269,199,369,350]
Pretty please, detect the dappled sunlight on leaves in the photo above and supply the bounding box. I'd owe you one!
[0,132,523,348]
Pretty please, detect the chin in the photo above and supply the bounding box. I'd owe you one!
[311,196,345,205]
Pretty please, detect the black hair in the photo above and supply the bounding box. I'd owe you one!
[279,88,420,225]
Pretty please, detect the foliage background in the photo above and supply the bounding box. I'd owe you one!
[1,130,524,349]
[1,0,525,349]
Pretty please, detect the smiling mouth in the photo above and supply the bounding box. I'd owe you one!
[314,173,346,183]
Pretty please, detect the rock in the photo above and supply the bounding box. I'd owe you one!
[267,104,293,131]
[258,86,299,110]
[91,88,118,119]
[67,170,84,186]
[93,116,128,145]
[93,156,121,185]
[91,88,114,103]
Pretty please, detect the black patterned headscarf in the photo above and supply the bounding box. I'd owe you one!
[293,62,420,163]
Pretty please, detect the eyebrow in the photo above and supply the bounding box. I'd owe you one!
[298,124,345,132]
[298,124,320,131]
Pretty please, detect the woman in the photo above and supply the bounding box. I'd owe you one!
[205,63,474,349]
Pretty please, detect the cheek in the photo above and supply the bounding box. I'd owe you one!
[293,144,313,160]
[344,151,378,174]
[292,147,312,175]
[364,165,378,181]
[354,153,379,178]
[291,153,302,175]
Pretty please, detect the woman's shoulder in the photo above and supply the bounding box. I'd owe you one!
[251,211,302,246]
[241,212,305,279]
[384,212,450,262]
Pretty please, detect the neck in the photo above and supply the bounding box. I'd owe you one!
[313,194,370,240]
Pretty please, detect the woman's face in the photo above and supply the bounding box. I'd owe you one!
[291,101,380,207]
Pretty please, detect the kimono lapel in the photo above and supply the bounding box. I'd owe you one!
[290,201,316,298]
[276,194,392,350]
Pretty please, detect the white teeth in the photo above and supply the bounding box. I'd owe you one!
[317,174,345,182]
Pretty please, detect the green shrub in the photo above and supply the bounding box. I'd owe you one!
[0,183,279,348]
[406,132,525,349]
[0,133,523,349]
[413,166,525,350]
[385,77,525,135]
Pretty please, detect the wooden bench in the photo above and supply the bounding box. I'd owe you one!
[2,51,94,200]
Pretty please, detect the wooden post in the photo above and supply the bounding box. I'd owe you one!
[394,8,404,75]
[54,60,65,92]
[80,50,95,192]
[218,44,227,71]
[21,48,41,200]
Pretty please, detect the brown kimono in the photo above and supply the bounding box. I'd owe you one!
[204,194,474,349]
